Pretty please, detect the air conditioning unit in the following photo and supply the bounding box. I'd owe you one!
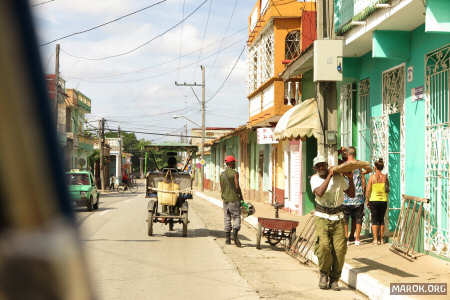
[313,40,343,82]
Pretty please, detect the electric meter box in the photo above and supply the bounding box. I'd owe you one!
[313,40,344,82]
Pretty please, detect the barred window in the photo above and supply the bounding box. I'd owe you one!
[285,30,300,60]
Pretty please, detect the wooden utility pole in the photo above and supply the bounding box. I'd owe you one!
[99,118,105,190]
[174,65,206,192]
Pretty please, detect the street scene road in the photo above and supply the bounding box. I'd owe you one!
[76,182,366,300]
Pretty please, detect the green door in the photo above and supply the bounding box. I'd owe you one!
[388,113,401,232]
[303,137,317,215]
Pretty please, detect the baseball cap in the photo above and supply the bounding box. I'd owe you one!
[313,155,326,167]
[224,155,236,163]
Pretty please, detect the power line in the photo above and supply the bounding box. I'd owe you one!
[195,0,214,75]
[207,45,246,103]
[40,0,169,46]
[177,0,187,80]
[31,0,56,7]
[95,128,215,139]
[61,27,246,80]
[59,0,208,61]
[64,38,243,83]
[209,0,238,71]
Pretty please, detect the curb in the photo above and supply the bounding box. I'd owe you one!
[194,191,414,300]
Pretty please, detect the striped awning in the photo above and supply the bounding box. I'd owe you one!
[273,98,323,141]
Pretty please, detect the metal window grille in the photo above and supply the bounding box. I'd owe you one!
[248,47,258,94]
[358,79,371,162]
[340,83,353,147]
[260,27,274,84]
[424,44,450,258]
[285,30,300,60]
[247,28,274,94]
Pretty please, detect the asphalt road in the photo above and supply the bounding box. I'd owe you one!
[76,188,258,300]
[76,185,366,300]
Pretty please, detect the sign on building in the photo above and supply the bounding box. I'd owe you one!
[257,128,278,144]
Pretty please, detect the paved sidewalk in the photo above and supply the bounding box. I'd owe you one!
[195,190,450,300]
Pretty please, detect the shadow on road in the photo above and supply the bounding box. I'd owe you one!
[162,228,251,241]
[74,206,117,213]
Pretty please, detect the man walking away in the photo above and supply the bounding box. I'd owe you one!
[343,147,371,246]
[310,155,355,291]
[220,155,243,247]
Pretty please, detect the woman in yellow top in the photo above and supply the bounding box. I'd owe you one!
[366,158,390,245]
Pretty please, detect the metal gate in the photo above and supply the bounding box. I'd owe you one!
[424,44,450,258]
[376,64,406,232]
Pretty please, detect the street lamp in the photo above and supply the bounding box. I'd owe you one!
[172,115,201,128]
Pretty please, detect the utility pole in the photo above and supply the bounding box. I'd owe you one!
[316,0,338,164]
[175,65,206,192]
[54,43,60,132]
[99,118,105,190]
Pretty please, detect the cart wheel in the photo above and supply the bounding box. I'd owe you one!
[256,223,262,249]
[182,212,188,237]
[267,230,282,246]
[147,212,154,236]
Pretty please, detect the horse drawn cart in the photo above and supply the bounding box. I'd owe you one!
[144,143,198,237]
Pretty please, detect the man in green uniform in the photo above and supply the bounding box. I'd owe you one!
[220,155,243,247]
[310,155,355,290]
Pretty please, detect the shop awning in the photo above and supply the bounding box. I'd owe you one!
[273,98,323,141]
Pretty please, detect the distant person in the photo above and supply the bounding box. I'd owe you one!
[122,172,129,191]
[310,155,355,291]
[342,147,372,246]
[366,158,390,245]
[220,155,243,247]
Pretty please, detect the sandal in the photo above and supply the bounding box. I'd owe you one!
[372,240,378,245]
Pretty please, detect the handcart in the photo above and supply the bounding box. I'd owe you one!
[256,203,298,249]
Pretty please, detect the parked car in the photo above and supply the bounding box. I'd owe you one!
[66,169,100,211]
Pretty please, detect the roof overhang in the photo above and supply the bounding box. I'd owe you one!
[342,0,425,57]
[279,45,314,81]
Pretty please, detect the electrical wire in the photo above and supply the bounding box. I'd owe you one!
[39,0,169,46]
[177,0,187,80]
[60,26,246,80]
[206,45,246,103]
[59,0,208,61]
[209,0,238,71]
[195,0,214,67]
[95,128,216,139]
[64,38,244,83]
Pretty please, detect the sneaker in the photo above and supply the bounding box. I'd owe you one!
[354,240,360,246]
[319,273,329,289]
[347,240,352,246]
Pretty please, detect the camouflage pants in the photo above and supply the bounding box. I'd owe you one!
[314,217,348,281]
[223,201,241,232]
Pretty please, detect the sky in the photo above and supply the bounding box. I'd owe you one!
[32,0,254,142]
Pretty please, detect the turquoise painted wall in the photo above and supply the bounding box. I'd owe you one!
[340,24,450,253]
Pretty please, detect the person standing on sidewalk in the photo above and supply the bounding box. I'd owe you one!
[342,146,371,246]
[366,158,389,245]
[310,155,355,291]
[220,155,243,247]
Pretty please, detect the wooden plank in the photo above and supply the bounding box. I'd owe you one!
[402,194,430,204]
